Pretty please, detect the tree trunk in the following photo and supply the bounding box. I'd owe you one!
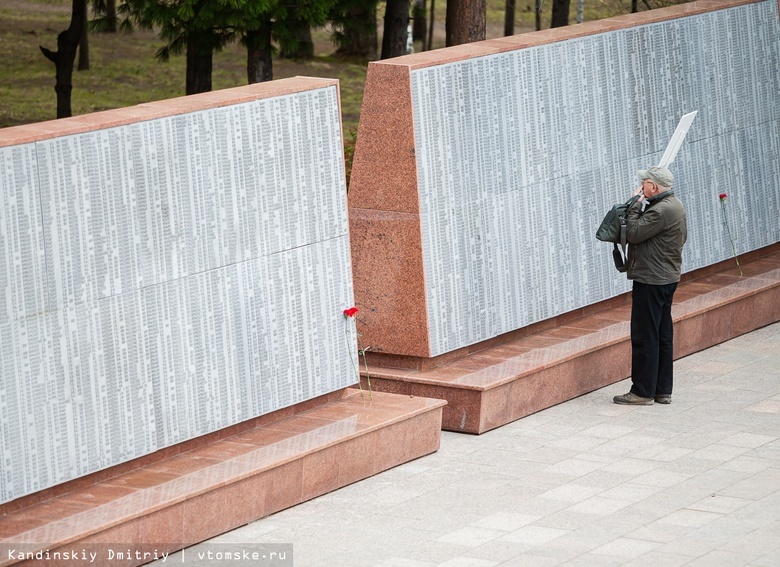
[105,0,117,32]
[246,21,274,84]
[78,5,89,71]
[186,31,213,94]
[279,2,314,59]
[40,0,86,118]
[412,0,426,50]
[427,0,435,51]
[445,0,485,46]
[535,0,542,31]
[381,0,410,59]
[334,1,378,59]
[504,0,515,36]
[550,0,570,28]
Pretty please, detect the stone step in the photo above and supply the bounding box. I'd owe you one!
[0,390,445,567]
[362,248,780,434]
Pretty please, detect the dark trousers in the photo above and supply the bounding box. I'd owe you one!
[630,281,678,399]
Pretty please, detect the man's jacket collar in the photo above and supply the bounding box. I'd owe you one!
[647,189,675,204]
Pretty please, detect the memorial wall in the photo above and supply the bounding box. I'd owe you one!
[349,0,780,358]
[0,79,356,504]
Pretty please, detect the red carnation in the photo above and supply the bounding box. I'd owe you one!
[343,307,359,318]
[718,191,742,277]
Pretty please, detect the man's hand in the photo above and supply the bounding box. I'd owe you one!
[633,186,646,203]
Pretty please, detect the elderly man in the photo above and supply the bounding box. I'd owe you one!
[614,166,687,405]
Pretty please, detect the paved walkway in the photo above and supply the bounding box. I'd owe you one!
[158,322,780,566]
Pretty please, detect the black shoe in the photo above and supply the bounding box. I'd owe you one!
[654,395,672,404]
[613,392,654,405]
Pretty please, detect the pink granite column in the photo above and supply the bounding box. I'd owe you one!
[348,63,432,358]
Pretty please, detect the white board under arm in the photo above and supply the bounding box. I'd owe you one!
[658,110,699,167]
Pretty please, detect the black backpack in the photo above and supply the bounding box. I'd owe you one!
[595,194,640,272]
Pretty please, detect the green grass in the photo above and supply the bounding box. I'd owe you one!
[0,1,371,133]
[0,0,682,133]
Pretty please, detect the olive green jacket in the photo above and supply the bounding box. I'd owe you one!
[625,190,687,285]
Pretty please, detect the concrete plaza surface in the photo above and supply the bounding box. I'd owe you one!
[157,322,780,567]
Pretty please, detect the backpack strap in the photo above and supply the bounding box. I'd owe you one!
[611,224,628,273]
[612,194,640,273]
[619,220,628,264]
[612,242,627,272]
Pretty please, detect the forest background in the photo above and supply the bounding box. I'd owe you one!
[0,0,686,169]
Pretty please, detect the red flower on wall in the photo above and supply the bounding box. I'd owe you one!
[342,305,372,400]
[343,306,359,318]
[718,193,741,277]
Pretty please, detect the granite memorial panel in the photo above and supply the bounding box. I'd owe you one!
[0,80,356,504]
[350,0,780,358]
